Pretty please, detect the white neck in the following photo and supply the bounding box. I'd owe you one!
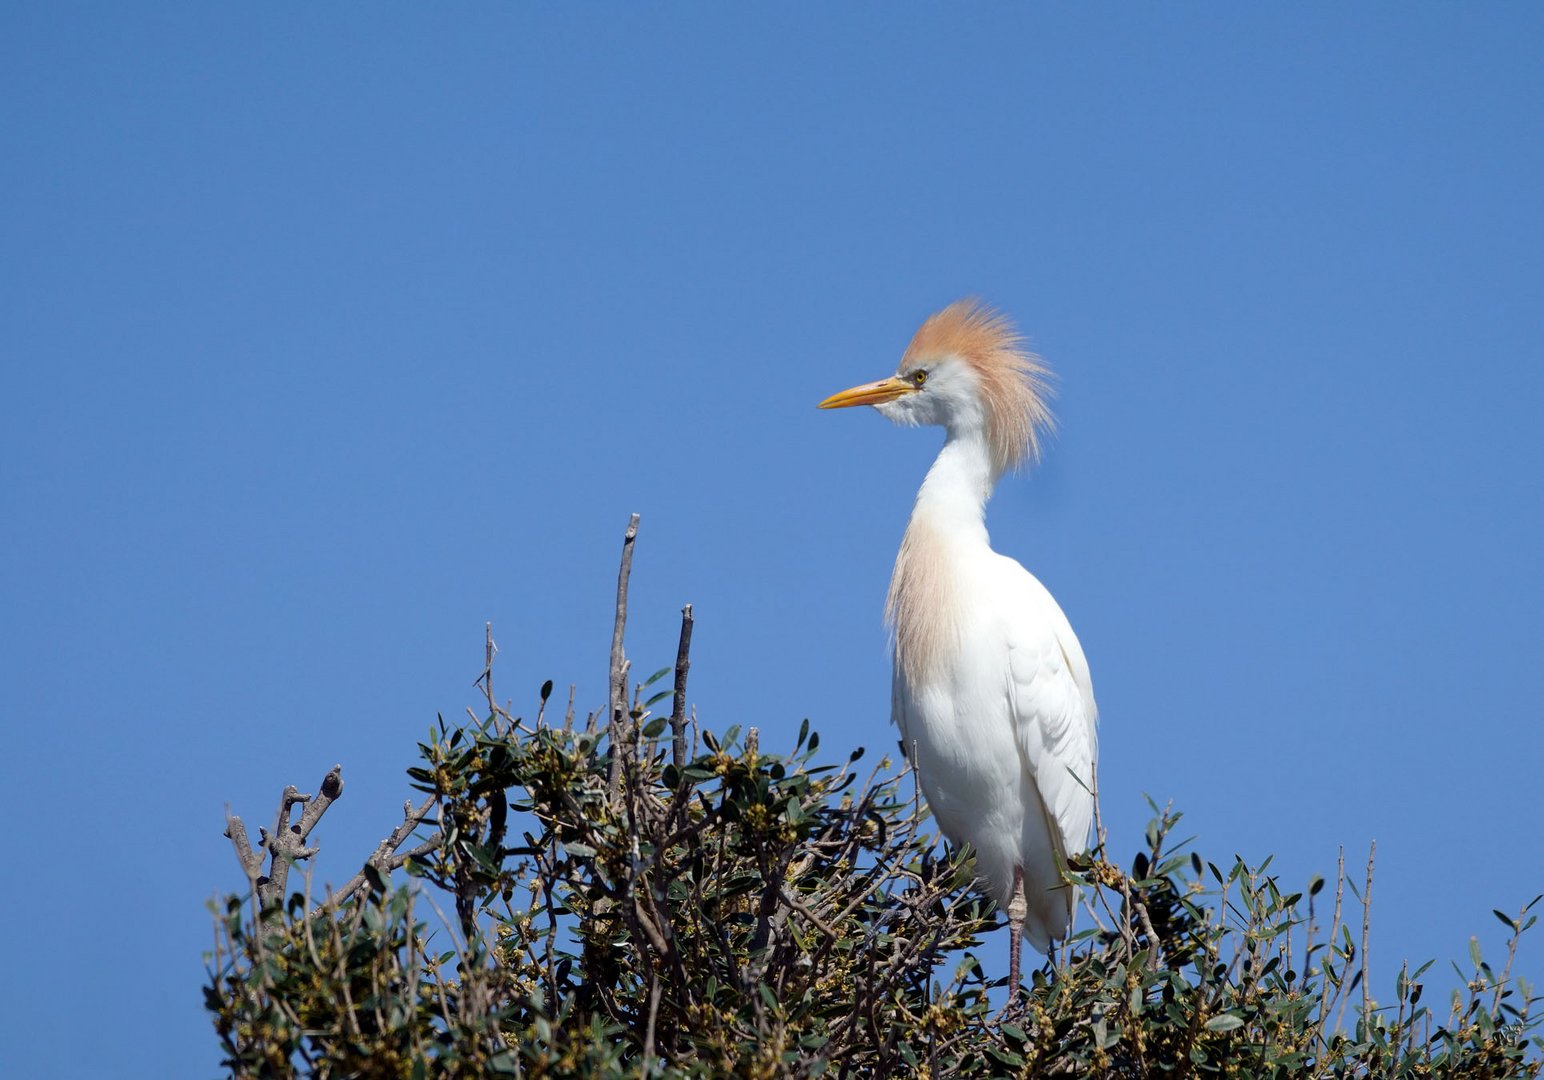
[886,427,999,683]
[909,427,997,547]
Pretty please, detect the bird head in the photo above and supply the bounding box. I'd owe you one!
[819,299,1055,475]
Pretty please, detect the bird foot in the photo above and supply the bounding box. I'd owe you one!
[1007,867,1027,998]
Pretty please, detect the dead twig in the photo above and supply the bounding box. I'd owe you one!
[606,513,641,800]
[1360,841,1375,1023]
[223,764,345,915]
[670,603,694,770]
[309,794,442,919]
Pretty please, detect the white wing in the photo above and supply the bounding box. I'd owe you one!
[890,658,909,746]
[1002,562,1098,861]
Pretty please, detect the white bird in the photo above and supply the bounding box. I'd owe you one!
[819,300,1098,995]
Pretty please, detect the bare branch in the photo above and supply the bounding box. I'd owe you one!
[310,794,440,919]
[670,603,694,769]
[223,809,265,888]
[641,976,663,1072]
[223,765,345,915]
[266,766,345,907]
[474,622,501,732]
[1360,840,1375,1022]
[607,513,640,798]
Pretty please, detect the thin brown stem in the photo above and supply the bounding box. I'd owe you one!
[670,603,694,770]
[1360,841,1375,1025]
[607,513,640,799]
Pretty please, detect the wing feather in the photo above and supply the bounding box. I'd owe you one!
[1004,573,1098,860]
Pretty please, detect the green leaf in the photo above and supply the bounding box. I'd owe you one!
[363,863,388,895]
[1206,1013,1245,1032]
[986,1047,1027,1068]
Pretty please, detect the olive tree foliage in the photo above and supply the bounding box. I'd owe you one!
[208,519,1541,1078]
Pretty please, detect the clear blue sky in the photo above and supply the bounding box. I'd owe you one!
[3,6,1540,1075]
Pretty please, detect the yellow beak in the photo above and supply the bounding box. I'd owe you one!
[817,375,916,410]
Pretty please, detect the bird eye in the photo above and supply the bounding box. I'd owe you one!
[912,370,928,387]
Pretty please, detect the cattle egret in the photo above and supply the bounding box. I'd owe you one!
[819,300,1097,995]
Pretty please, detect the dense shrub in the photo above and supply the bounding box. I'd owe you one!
[208,525,1540,1077]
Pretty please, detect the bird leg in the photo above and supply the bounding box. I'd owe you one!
[1007,866,1027,998]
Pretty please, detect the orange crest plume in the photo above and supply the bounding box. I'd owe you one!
[901,299,1055,474]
